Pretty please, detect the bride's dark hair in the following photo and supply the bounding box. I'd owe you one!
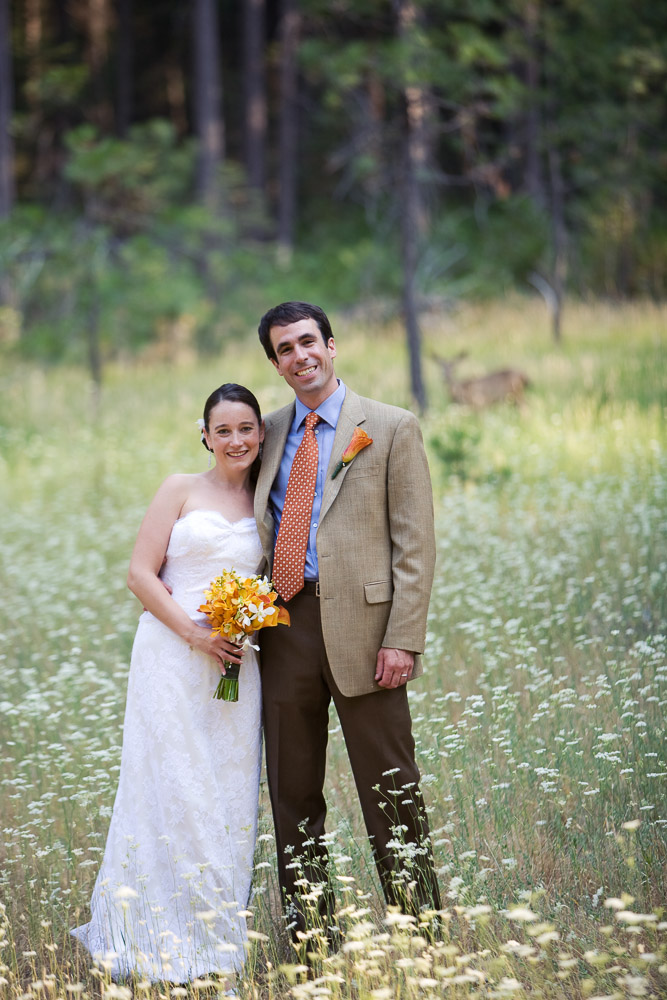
[202,383,263,481]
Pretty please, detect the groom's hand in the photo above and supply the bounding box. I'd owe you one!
[159,556,172,595]
[375,647,414,688]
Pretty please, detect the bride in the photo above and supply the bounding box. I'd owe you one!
[72,383,266,987]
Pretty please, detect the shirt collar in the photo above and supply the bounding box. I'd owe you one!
[294,380,346,430]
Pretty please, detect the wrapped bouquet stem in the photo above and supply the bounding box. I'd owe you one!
[199,569,290,702]
[214,656,243,702]
[213,639,258,702]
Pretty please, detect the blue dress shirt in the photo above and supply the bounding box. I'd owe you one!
[269,380,347,580]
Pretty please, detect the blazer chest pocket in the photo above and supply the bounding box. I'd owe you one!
[364,580,393,604]
[344,462,381,480]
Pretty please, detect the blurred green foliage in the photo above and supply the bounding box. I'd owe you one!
[3,0,666,368]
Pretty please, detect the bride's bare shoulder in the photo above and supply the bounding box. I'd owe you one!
[151,473,205,507]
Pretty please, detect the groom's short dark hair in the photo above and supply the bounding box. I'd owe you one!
[258,301,333,361]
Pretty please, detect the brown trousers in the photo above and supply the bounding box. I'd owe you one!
[259,584,441,934]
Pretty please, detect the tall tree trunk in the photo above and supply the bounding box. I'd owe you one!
[523,1,545,207]
[395,0,428,411]
[277,0,300,261]
[86,0,113,130]
[25,0,43,107]
[192,0,225,208]
[165,55,188,137]
[0,0,14,222]
[528,141,566,344]
[363,67,385,214]
[24,0,54,190]
[395,0,433,233]
[115,0,133,137]
[53,0,71,45]
[400,115,427,412]
[243,0,266,194]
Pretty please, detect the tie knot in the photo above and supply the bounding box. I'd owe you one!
[305,411,320,430]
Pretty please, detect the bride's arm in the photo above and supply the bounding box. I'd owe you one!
[127,476,242,670]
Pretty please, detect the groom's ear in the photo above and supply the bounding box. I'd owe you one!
[270,357,282,375]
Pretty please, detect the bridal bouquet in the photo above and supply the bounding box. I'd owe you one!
[199,569,290,702]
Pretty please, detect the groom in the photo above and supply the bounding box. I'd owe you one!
[255,301,441,940]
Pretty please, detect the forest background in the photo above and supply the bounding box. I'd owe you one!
[1,0,666,405]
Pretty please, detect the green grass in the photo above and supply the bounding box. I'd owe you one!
[0,297,666,998]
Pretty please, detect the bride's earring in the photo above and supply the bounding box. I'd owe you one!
[208,449,212,468]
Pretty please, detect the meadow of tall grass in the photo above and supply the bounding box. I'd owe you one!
[1,298,666,999]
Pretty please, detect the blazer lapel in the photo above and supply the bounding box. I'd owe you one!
[320,389,366,522]
[254,403,294,554]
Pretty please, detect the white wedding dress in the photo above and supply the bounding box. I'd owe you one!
[72,511,264,983]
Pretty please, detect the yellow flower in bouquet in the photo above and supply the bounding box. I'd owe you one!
[199,569,290,701]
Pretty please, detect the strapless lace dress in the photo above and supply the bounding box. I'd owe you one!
[72,511,264,982]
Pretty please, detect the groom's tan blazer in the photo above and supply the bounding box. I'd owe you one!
[255,386,435,697]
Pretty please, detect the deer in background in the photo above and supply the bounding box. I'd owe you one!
[431,351,530,408]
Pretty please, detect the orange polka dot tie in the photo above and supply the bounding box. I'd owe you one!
[273,411,321,602]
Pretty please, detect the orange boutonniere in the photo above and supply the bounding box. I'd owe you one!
[331,427,373,479]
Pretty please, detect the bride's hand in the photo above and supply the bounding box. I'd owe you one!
[188,626,244,671]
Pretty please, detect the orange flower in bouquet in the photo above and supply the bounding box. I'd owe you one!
[199,569,290,701]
